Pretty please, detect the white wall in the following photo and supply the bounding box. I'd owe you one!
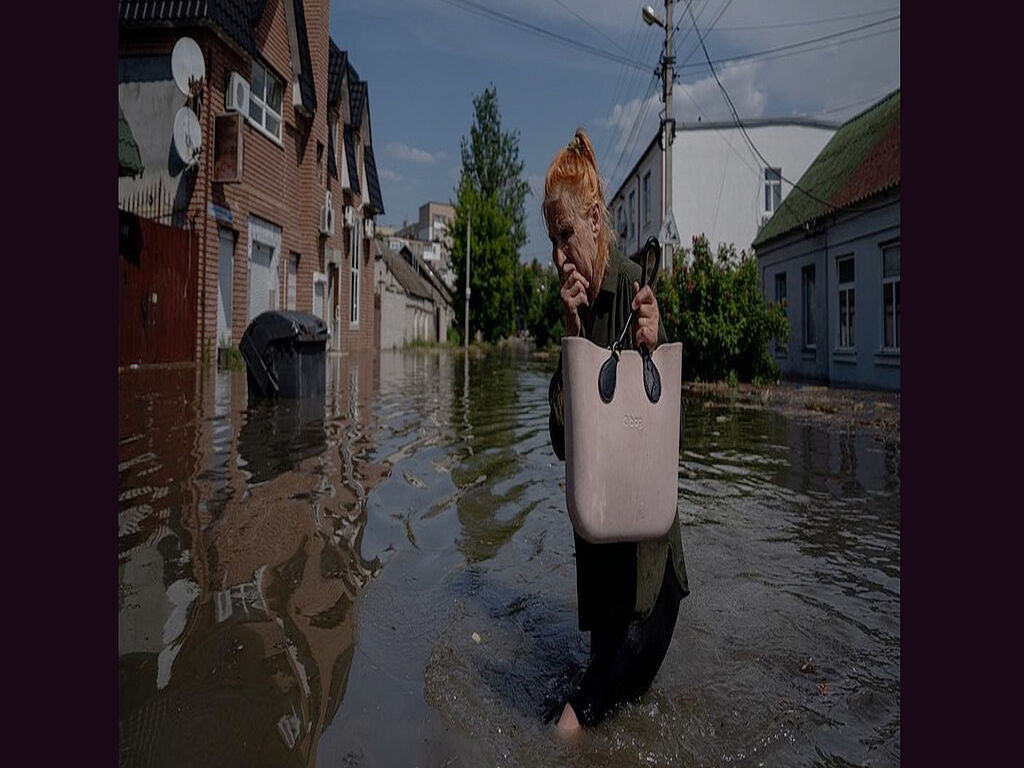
[611,121,835,259]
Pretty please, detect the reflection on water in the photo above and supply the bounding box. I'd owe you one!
[118,348,899,767]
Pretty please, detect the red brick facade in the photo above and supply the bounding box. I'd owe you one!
[119,0,379,361]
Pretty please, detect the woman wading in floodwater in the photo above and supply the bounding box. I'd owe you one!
[544,128,689,734]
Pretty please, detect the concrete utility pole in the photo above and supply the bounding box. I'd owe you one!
[644,2,679,276]
[662,0,675,277]
[464,212,471,348]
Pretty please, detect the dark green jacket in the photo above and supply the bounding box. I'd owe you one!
[549,251,689,631]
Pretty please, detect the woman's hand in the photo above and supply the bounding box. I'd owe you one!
[560,262,590,337]
[632,281,659,351]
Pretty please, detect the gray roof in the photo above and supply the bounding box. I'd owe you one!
[381,247,434,301]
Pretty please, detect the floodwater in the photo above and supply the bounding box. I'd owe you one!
[118,347,900,767]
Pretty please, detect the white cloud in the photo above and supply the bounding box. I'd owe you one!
[379,168,403,183]
[387,142,438,164]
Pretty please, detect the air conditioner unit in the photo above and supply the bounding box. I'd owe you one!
[225,72,250,114]
[364,218,375,239]
[320,204,335,236]
[344,205,356,228]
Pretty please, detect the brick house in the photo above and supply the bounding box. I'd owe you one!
[118,0,384,361]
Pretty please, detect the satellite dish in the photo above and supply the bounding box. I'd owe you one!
[171,37,206,96]
[173,106,202,166]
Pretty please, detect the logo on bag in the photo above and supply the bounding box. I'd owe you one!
[623,414,643,429]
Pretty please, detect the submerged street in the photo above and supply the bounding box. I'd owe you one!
[118,347,899,767]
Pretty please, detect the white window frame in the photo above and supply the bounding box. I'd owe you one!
[837,255,856,350]
[286,253,299,311]
[802,265,816,350]
[881,241,900,352]
[628,190,636,243]
[642,171,651,227]
[248,60,284,143]
[764,167,782,216]
[350,222,361,326]
[774,271,788,354]
[331,119,340,171]
[313,271,327,322]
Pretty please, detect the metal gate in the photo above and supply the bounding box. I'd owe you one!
[119,210,198,365]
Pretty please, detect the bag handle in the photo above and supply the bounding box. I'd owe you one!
[599,236,663,404]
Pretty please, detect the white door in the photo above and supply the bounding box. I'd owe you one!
[249,241,275,321]
[217,228,234,346]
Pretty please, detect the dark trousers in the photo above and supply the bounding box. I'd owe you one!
[568,556,683,727]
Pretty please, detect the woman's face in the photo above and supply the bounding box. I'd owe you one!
[544,195,601,293]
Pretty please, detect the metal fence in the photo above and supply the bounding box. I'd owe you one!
[119,209,199,365]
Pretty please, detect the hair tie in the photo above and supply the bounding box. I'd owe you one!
[567,135,581,154]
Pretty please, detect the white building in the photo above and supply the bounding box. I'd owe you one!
[609,118,838,262]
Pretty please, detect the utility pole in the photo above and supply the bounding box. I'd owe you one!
[662,0,675,276]
[645,2,679,276]
[464,212,471,348]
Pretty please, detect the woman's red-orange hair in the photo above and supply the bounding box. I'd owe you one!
[542,127,616,275]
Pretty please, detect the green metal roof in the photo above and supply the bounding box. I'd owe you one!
[118,103,143,177]
[753,89,900,248]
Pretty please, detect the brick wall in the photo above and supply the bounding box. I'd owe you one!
[120,0,377,362]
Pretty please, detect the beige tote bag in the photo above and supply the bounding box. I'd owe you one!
[562,236,682,543]
[563,338,682,543]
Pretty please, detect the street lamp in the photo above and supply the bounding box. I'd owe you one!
[642,5,664,28]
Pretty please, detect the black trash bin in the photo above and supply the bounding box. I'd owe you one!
[240,311,329,400]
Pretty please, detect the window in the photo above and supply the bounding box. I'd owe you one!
[286,253,299,311]
[882,242,900,350]
[617,205,626,239]
[331,120,339,169]
[775,272,788,354]
[628,190,636,243]
[802,265,816,349]
[642,172,651,227]
[837,256,855,348]
[350,222,361,325]
[249,60,283,141]
[764,167,782,215]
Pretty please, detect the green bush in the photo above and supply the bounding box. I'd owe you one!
[656,234,789,383]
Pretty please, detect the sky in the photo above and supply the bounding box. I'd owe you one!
[329,0,900,265]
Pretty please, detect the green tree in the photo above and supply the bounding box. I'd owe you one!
[451,87,530,342]
[656,234,789,383]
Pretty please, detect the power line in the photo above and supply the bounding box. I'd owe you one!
[677,14,900,72]
[707,6,901,33]
[551,0,631,57]
[435,0,649,72]
[685,2,848,222]
[819,89,899,116]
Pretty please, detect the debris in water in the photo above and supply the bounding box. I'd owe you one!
[800,658,815,673]
[471,632,481,644]
[817,683,828,696]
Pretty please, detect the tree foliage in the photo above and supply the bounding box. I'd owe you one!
[656,235,789,383]
[451,87,530,343]
[518,259,564,348]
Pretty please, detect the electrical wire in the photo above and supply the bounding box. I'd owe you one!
[435,0,649,72]
[551,0,632,57]
[685,2,895,226]
[676,14,900,73]
[705,6,901,33]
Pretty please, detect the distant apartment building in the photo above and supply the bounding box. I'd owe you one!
[390,201,456,290]
[117,0,384,360]
[609,118,837,263]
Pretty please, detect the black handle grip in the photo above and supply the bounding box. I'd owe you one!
[641,235,661,288]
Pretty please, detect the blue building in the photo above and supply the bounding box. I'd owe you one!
[753,91,900,391]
